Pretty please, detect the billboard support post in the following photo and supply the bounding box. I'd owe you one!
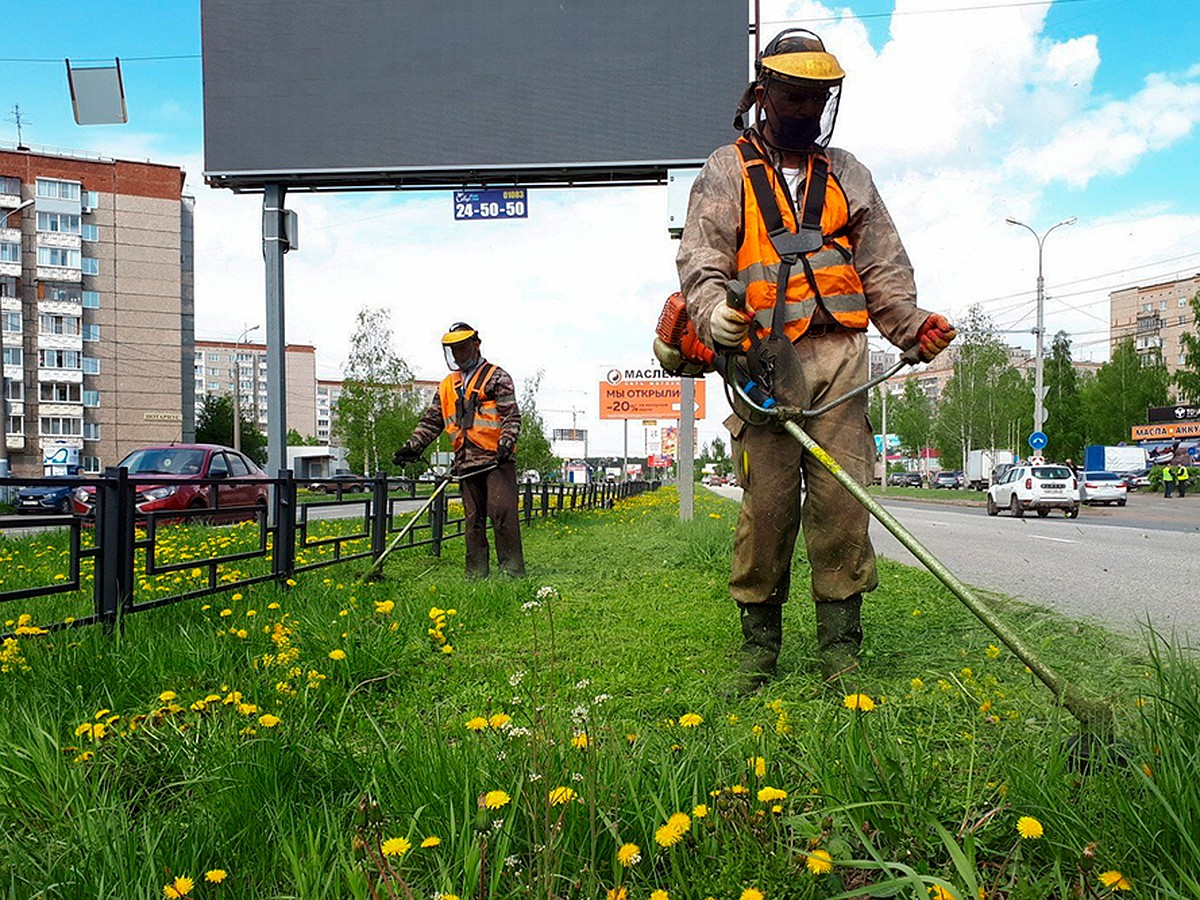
[263,184,289,482]
[679,378,694,521]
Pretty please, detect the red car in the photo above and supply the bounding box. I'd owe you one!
[72,444,268,520]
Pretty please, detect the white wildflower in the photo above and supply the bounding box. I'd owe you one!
[535,586,558,601]
[508,671,526,687]
[592,693,611,705]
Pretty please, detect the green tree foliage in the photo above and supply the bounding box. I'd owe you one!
[890,378,935,468]
[514,370,559,477]
[334,308,423,475]
[934,306,1029,469]
[1043,331,1084,462]
[1080,337,1169,445]
[195,394,268,465]
[286,428,320,446]
[1171,290,1200,403]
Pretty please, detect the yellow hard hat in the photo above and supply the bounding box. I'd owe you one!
[441,322,479,345]
[758,29,845,84]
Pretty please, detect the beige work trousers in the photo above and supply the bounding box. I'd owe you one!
[727,330,879,606]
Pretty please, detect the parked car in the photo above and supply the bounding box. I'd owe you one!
[701,474,728,487]
[932,471,962,489]
[991,463,1014,486]
[1078,471,1128,506]
[72,444,268,520]
[986,464,1079,518]
[307,471,371,493]
[16,476,77,515]
[888,471,923,488]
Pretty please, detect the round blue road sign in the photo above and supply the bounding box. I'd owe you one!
[1028,431,1048,451]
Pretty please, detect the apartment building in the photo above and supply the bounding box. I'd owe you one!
[886,343,1099,403]
[193,340,318,441]
[0,146,191,475]
[1109,274,1200,376]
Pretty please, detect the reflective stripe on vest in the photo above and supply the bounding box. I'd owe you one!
[439,363,502,452]
[735,137,868,342]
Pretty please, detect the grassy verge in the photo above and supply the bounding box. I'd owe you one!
[1,487,1192,899]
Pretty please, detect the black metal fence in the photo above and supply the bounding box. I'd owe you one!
[0,469,656,637]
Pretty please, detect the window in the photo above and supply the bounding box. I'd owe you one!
[1182,297,1190,307]
[36,212,81,234]
[3,310,20,332]
[83,324,100,341]
[1142,303,1151,313]
[40,314,81,336]
[209,453,229,477]
[38,349,81,369]
[84,191,100,210]
[1160,300,1168,310]
[81,223,100,242]
[0,176,20,195]
[0,242,18,263]
[42,283,82,303]
[40,416,83,436]
[6,414,23,435]
[207,353,220,362]
[40,382,82,403]
[3,347,22,366]
[37,246,81,268]
[0,275,17,298]
[83,390,100,408]
[83,422,101,440]
[36,178,81,201]
[82,357,100,375]
[81,257,99,276]
[5,381,23,401]
[227,454,249,477]
[82,290,99,308]
[83,455,101,473]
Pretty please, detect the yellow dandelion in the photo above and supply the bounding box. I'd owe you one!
[159,690,177,702]
[483,790,511,810]
[606,889,627,900]
[488,713,512,729]
[381,836,411,857]
[986,644,1001,659]
[806,848,833,875]
[548,786,577,805]
[420,836,441,848]
[748,756,767,777]
[667,812,691,833]
[678,712,703,728]
[328,648,346,660]
[571,732,589,749]
[655,824,684,847]
[911,677,925,690]
[740,889,764,900]
[616,842,641,866]
[1099,871,1131,891]
[1016,816,1043,839]
[843,693,876,712]
[374,599,395,614]
[692,803,708,818]
[205,869,227,883]
[929,887,955,900]
[163,876,194,898]
[465,716,489,731]
[650,891,670,900]
[258,714,281,728]
[757,786,787,803]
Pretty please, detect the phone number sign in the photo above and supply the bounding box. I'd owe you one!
[454,188,528,220]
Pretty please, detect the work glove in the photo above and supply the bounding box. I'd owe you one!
[916,314,957,361]
[495,442,514,465]
[392,445,420,466]
[710,303,753,347]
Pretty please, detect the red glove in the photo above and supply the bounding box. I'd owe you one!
[917,314,957,361]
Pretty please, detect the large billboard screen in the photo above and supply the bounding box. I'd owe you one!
[202,0,747,191]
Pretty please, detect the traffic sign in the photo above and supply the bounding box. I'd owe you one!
[1028,431,1048,451]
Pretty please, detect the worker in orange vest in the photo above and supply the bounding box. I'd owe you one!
[676,29,956,692]
[395,323,525,578]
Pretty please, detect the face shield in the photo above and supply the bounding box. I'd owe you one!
[758,77,841,153]
[444,340,481,372]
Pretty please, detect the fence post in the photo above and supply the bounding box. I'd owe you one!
[557,483,564,513]
[273,469,297,583]
[95,466,134,635]
[371,471,388,560]
[431,484,447,556]
[523,482,533,525]
[540,484,549,519]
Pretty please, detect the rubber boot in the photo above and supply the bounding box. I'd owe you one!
[816,595,863,685]
[734,603,783,695]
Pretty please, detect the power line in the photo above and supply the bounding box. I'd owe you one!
[0,54,199,64]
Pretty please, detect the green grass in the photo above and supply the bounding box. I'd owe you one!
[1,487,1192,899]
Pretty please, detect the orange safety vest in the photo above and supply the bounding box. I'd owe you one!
[438,363,502,452]
[735,136,868,343]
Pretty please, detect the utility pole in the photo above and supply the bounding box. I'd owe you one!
[1005,216,1075,437]
[233,324,260,451]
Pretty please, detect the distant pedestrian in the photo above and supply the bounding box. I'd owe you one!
[1162,464,1175,498]
[1176,465,1190,499]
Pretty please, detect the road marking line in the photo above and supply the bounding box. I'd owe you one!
[1029,535,1077,544]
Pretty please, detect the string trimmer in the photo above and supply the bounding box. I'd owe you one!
[360,462,499,583]
[654,283,1115,740]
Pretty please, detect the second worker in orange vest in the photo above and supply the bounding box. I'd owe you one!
[394,323,526,578]
[677,29,956,692]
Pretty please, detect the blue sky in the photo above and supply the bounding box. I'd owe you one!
[3,0,1199,455]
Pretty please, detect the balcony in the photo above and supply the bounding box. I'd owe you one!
[1136,313,1162,332]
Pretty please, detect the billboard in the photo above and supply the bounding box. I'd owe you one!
[202,0,746,190]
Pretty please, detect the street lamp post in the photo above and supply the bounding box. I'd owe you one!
[1004,216,1076,439]
[233,324,260,452]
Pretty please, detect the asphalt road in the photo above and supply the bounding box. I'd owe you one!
[710,486,1200,642]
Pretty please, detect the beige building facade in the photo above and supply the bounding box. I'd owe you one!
[1109,273,1199,377]
[194,341,319,442]
[0,146,191,475]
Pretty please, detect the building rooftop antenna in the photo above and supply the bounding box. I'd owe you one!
[7,104,31,149]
